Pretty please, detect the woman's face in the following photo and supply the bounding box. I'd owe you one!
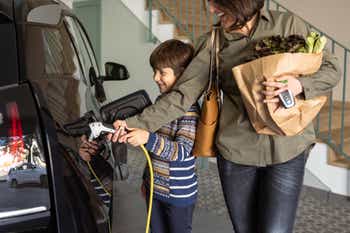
[208,1,236,30]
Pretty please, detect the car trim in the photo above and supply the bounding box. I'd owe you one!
[0,206,48,219]
[27,4,62,25]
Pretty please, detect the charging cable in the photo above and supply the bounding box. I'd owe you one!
[87,145,153,233]
[140,145,154,233]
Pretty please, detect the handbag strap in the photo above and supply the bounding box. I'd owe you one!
[206,28,216,94]
[215,27,220,105]
[206,27,221,105]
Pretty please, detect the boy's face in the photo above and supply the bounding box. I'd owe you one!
[153,68,177,93]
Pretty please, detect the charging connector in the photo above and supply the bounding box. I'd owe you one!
[87,123,154,233]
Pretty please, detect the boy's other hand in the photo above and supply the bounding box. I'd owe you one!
[120,128,150,147]
[79,135,99,162]
[107,120,128,142]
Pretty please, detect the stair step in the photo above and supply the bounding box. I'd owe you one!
[174,24,211,40]
[328,146,350,169]
[158,10,214,28]
[158,6,215,26]
[318,126,350,143]
[147,0,215,41]
[319,99,350,115]
[158,9,214,40]
[148,0,207,18]
[318,100,350,132]
[316,100,350,169]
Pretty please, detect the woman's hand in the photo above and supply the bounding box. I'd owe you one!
[79,135,99,162]
[119,128,150,147]
[107,120,128,143]
[262,74,303,103]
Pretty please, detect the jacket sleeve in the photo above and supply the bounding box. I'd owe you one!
[125,35,210,132]
[144,105,200,161]
[291,15,341,99]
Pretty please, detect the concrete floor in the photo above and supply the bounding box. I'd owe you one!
[112,181,232,233]
[111,148,350,233]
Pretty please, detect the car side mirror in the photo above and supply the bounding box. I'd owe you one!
[89,67,106,103]
[104,62,130,81]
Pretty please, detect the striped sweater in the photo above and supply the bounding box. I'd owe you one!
[143,102,200,206]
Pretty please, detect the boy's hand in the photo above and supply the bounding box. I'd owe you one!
[79,135,99,162]
[107,120,128,143]
[120,128,150,147]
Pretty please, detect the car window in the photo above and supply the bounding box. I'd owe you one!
[25,21,94,117]
[0,89,50,229]
[64,16,99,83]
[42,29,78,77]
[25,23,86,84]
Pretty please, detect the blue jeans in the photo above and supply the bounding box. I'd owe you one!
[145,196,195,233]
[217,151,309,233]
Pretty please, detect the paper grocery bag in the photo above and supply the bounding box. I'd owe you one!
[232,52,327,136]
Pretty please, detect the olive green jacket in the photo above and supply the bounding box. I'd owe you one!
[126,10,341,166]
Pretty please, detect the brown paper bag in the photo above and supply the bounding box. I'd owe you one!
[232,52,327,136]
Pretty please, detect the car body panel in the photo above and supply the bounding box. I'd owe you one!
[0,0,14,21]
[0,1,111,232]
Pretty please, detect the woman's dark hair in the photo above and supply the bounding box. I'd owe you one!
[212,0,265,30]
[150,39,194,78]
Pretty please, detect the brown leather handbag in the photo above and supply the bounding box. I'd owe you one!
[193,28,220,157]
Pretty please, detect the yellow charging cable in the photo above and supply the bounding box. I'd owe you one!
[87,161,112,233]
[87,145,154,233]
[140,145,154,233]
[87,161,112,197]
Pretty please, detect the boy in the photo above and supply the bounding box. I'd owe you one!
[112,39,200,233]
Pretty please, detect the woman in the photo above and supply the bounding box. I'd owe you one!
[111,0,341,232]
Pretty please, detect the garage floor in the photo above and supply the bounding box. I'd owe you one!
[112,147,350,233]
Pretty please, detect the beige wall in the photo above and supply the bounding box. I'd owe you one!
[100,0,159,102]
[276,0,350,48]
[72,0,159,102]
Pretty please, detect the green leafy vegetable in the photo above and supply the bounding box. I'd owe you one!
[313,36,327,53]
[246,32,327,62]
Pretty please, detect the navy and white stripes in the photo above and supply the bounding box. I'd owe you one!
[90,177,111,208]
[143,103,200,206]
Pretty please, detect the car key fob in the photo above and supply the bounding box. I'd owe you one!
[278,89,295,108]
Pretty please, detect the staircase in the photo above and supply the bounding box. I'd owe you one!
[148,0,215,41]
[121,0,213,43]
[317,100,350,168]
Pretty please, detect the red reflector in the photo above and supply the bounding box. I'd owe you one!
[6,102,24,155]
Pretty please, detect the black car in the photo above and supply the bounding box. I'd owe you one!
[0,0,130,232]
